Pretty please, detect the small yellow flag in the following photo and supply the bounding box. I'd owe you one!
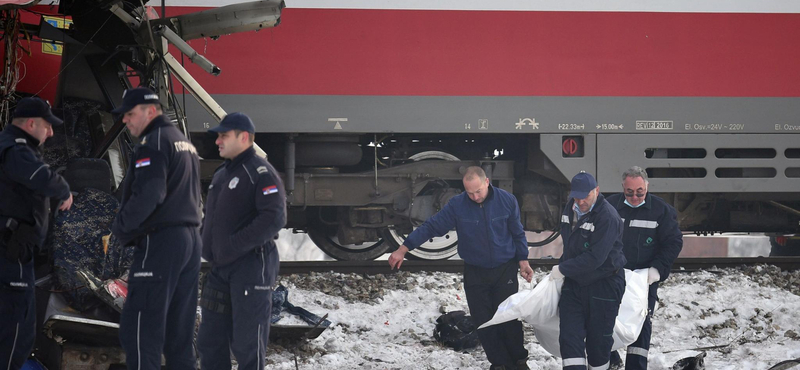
[102,234,111,255]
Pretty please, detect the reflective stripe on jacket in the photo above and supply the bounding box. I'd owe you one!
[605,192,683,281]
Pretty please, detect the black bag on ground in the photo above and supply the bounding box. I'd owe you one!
[433,311,480,351]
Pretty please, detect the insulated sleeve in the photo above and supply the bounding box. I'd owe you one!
[403,199,458,250]
[112,146,168,235]
[3,145,70,200]
[559,214,623,277]
[651,204,683,280]
[227,171,287,255]
[507,196,529,261]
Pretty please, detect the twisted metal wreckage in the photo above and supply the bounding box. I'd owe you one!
[1,1,293,368]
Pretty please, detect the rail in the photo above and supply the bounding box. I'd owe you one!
[268,257,800,276]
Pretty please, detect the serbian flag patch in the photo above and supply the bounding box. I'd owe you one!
[262,185,278,195]
[135,158,151,168]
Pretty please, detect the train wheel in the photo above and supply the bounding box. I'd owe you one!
[307,228,392,261]
[383,228,459,260]
[385,150,460,260]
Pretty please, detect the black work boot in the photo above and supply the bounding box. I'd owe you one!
[515,358,531,370]
[489,365,508,370]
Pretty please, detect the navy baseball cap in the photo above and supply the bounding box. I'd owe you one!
[13,97,63,126]
[112,87,161,114]
[568,171,598,199]
[208,112,255,134]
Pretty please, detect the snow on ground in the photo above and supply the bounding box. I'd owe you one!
[264,266,800,370]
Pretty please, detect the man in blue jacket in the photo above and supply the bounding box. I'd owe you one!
[1,97,73,370]
[550,171,626,370]
[111,88,202,370]
[197,112,286,370]
[389,166,534,370]
[606,166,683,370]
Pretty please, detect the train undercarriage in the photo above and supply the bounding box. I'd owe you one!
[191,132,800,260]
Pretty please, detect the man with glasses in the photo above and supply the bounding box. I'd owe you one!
[605,166,683,369]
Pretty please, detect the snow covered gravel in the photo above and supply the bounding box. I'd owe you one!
[264,266,800,370]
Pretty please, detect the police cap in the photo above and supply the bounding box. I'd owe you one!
[13,97,63,126]
[112,87,161,115]
[208,112,255,134]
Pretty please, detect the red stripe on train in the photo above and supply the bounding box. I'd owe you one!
[18,7,800,98]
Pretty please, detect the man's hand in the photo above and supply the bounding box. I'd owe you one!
[549,265,564,281]
[388,245,409,270]
[647,267,661,285]
[519,260,533,282]
[58,193,74,211]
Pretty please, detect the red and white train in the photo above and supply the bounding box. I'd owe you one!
[4,0,800,259]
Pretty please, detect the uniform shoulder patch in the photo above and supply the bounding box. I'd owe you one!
[15,138,26,144]
[256,166,268,174]
[262,185,278,195]
[135,157,151,168]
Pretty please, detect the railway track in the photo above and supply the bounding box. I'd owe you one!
[275,257,800,276]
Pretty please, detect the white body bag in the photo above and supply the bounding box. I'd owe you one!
[479,268,650,357]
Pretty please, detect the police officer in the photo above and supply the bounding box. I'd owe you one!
[606,166,683,370]
[111,88,202,370]
[389,166,534,370]
[550,171,626,370]
[0,97,73,370]
[196,112,286,370]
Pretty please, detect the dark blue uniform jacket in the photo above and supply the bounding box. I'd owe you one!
[559,193,626,286]
[404,185,528,268]
[201,146,286,267]
[605,193,683,281]
[112,115,202,246]
[0,125,71,246]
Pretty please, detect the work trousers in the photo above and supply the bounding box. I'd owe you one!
[197,245,279,370]
[560,269,625,370]
[0,252,35,370]
[464,259,528,368]
[119,226,201,370]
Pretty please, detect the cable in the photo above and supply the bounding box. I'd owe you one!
[16,55,26,85]
[1,9,22,128]
[21,8,64,16]
[138,0,161,92]
[181,53,186,123]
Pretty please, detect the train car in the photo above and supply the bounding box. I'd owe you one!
[5,0,800,260]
